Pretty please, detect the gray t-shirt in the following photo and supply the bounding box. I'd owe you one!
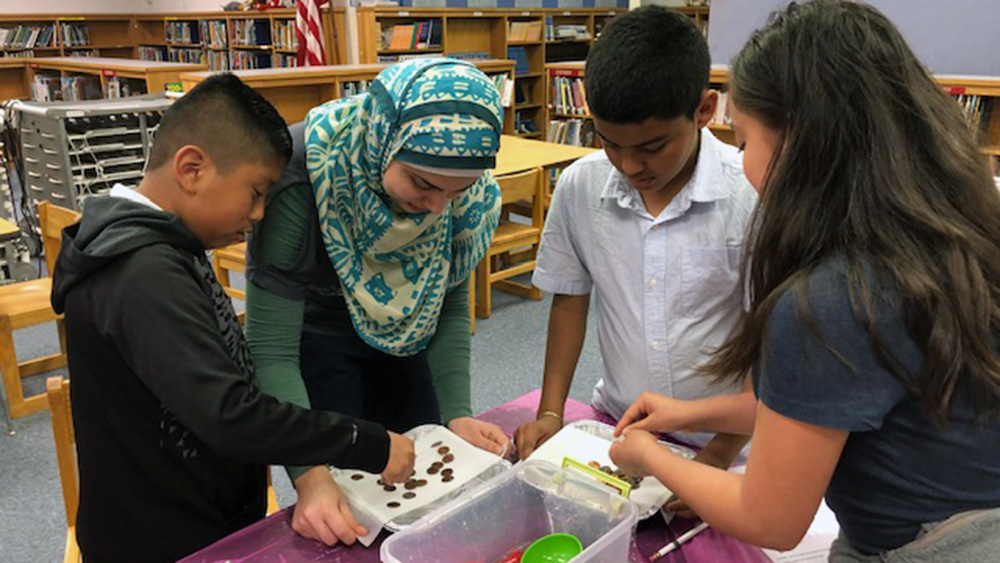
[754,260,1000,554]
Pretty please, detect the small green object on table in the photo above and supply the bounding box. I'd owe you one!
[520,533,584,563]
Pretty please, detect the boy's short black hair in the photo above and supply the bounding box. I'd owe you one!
[585,6,710,124]
[147,73,292,172]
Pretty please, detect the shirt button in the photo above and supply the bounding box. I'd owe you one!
[650,340,661,351]
[649,277,658,289]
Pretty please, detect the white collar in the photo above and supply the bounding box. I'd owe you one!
[109,184,163,211]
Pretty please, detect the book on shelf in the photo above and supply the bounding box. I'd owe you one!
[208,51,231,71]
[67,49,99,58]
[59,75,102,101]
[200,20,228,49]
[954,94,992,139]
[342,80,372,97]
[507,46,530,75]
[31,75,62,102]
[274,19,297,50]
[550,24,591,41]
[168,47,205,65]
[166,21,201,45]
[487,73,514,108]
[515,111,540,135]
[378,52,443,63]
[232,50,272,70]
[105,77,146,99]
[448,51,490,60]
[0,25,55,49]
[551,75,589,115]
[546,118,595,147]
[233,19,272,47]
[515,81,531,105]
[710,90,731,128]
[2,50,34,58]
[384,20,440,51]
[139,46,167,61]
[275,53,297,68]
[61,23,91,47]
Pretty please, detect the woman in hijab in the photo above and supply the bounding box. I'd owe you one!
[245,58,509,546]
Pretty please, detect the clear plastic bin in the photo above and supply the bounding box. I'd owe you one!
[380,460,638,563]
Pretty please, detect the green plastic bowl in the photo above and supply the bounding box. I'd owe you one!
[520,533,584,563]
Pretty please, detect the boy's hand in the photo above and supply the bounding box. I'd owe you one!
[609,428,659,477]
[382,431,415,483]
[292,466,368,546]
[448,417,510,456]
[614,392,693,437]
[514,416,562,460]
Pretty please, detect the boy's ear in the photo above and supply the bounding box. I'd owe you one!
[173,145,211,195]
[694,89,719,130]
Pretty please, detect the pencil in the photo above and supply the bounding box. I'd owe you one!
[649,521,710,562]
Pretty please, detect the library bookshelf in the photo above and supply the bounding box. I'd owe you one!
[356,7,624,140]
[179,59,516,133]
[25,57,206,101]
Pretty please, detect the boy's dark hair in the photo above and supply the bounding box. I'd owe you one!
[147,73,292,172]
[585,6,710,124]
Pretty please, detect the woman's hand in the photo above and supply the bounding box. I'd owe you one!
[609,428,661,477]
[614,392,697,437]
[448,417,511,456]
[291,466,368,546]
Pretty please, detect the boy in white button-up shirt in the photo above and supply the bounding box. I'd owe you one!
[515,6,758,508]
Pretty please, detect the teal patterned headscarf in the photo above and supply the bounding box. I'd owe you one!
[305,58,503,357]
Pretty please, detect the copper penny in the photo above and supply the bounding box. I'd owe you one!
[383,485,397,492]
[442,475,454,483]
[387,501,400,508]
[351,474,364,481]
[431,441,442,448]
[403,492,416,499]
[404,480,418,490]
[427,466,440,475]
[437,446,450,455]
[442,454,455,463]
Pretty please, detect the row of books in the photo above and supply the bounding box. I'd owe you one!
[546,23,591,42]
[550,75,589,116]
[61,23,91,47]
[166,21,201,45]
[379,21,442,51]
[377,52,442,64]
[233,19,272,47]
[106,76,146,99]
[546,118,596,147]
[67,49,99,58]
[491,73,515,108]
[0,25,55,49]
[232,51,272,70]
[955,95,992,136]
[274,19,298,50]
[2,50,34,58]
[208,51,231,71]
[275,53,297,68]
[139,46,166,61]
[31,75,102,102]
[342,80,372,97]
[710,90,731,128]
[507,21,544,43]
[202,20,228,49]
[168,47,205,64]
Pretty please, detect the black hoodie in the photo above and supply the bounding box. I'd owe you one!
[52,195,389,563]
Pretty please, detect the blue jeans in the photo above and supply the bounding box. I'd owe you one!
[299,330,442,433]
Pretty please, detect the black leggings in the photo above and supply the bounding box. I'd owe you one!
[299,330,442,433]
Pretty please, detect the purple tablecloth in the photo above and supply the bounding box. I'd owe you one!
[181,390,771,563]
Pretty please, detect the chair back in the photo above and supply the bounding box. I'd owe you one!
[37,202,81,277]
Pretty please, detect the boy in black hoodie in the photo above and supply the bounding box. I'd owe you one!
[51,74,415,563]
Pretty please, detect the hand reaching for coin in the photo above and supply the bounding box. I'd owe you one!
[382,431,415,483]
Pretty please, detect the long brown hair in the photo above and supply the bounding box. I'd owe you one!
[710,0,1000,424]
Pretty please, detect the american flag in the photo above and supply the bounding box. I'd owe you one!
[296,0,327,67]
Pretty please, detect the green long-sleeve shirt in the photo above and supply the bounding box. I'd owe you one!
[245,125,473,482]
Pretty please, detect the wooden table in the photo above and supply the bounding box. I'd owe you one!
[495,134,595,177]
[180,390,770,563]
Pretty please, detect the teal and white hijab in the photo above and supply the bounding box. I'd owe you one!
[305,58,503,357]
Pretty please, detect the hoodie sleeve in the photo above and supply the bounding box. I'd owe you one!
[112,245,390,472]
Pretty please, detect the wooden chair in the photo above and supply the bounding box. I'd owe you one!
[46,376,280,563]
[475,167,546,318]
[212,242,247,301]
[0,201,78,431]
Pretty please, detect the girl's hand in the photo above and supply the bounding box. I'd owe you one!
[609,428,660,477]
[292,467,368,546]
[449,417,511,456]
[614,392,695,437]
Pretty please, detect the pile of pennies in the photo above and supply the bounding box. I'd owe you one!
[587,460,642,490]
[350,439,460,509]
